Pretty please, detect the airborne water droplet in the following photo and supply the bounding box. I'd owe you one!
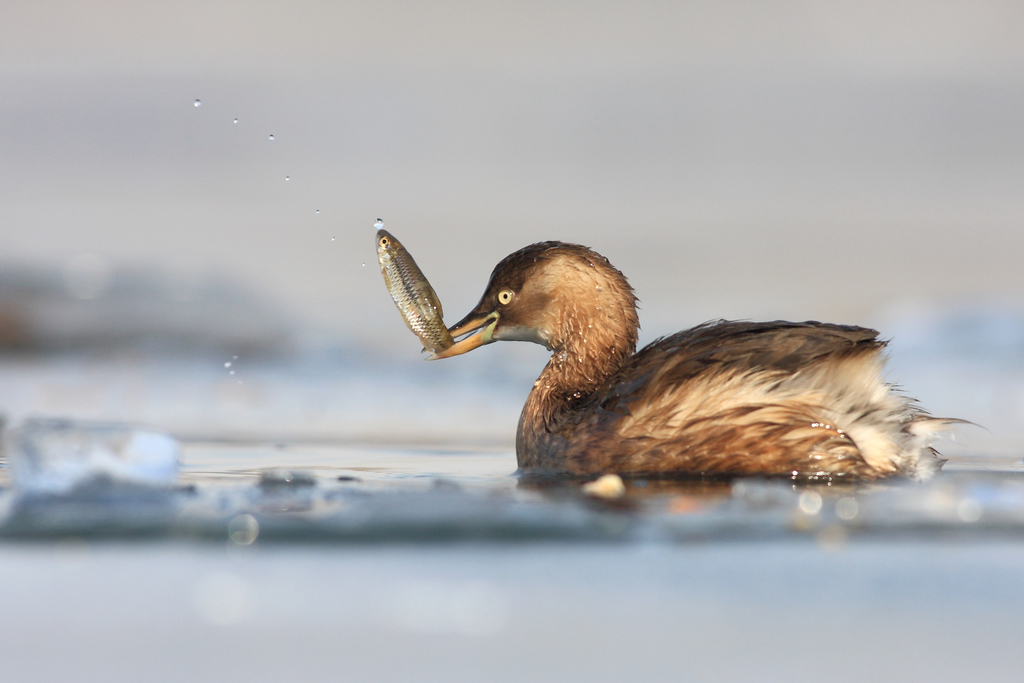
[315,209,319,215]
[233,118,238,123]
[224,361,232,368]
[229,370,235,376]
[362,262,366,267]
[331,237,335,241]
[194,99,201,107]
[374,218,384,229]
[285,176,290,181]
[268,134,275,141]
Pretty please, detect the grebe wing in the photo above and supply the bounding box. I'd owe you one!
[590,320,880,406]
[638,320,880,377]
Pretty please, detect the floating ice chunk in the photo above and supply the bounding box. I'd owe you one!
[582,474,625,499]
[6,419,179,495]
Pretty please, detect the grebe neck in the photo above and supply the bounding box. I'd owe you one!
[527,290,639,425]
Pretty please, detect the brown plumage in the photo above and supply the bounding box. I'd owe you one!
[435,241,950,481]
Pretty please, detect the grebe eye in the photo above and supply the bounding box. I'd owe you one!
[379,237,389,247]
[498,289,514,305]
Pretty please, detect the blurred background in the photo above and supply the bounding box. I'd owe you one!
[1,0,1022,450]
[3,5,1024,682]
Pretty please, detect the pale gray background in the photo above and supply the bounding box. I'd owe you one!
[3,1,1022,347]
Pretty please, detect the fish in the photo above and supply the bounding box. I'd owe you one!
[376,228,454,356]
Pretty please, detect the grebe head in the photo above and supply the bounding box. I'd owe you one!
[434,241,638,362]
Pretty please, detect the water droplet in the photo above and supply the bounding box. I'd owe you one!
[835,497,858,520]
[957,498,983,522]
[374,218,384,229]
[232,355,238,360]
[228,514,258,545]
[229,370,235,376]
[361,262,366,267]
[799,491,823,515]
[224,362,232,368]
[315,209,319,215]
[331,237,335,241]
[285,176,290,181]
[233,118,238,123]
[194,99,201,107]
[268,134,275,141]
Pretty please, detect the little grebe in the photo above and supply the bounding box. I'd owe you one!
[434,241,949,481]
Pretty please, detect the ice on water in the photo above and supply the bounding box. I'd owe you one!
[6,418,179,495]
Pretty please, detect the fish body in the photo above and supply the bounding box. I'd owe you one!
[376,228,454,355]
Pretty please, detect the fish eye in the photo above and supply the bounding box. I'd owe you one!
[379,236,389,247]
[498,289,514,305]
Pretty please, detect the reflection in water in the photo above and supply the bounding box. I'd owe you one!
[518,469,874,509]
[0,438,1023,542]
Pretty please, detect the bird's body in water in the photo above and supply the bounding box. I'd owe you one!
[434,241,951,482]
